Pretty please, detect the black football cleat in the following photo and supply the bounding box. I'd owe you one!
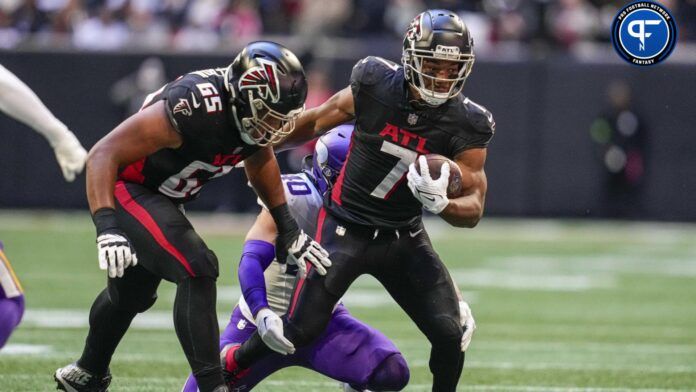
[54,362,111,392]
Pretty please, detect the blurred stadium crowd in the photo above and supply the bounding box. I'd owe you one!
[1,0,695,52]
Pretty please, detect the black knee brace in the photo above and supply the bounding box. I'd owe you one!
[430,314,464,346]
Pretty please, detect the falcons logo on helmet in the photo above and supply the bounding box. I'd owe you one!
[239,58,281,103]
[406,14,423,42]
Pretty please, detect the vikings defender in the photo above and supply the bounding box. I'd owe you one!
[229,11,490,391]
[182,126,411,392]
[54,42,330,392]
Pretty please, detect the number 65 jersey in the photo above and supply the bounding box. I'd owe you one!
[118,68,261,202]
[327,56,496,229]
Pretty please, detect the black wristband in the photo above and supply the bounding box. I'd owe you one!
[92,207,119,235]
[269,203,299,236]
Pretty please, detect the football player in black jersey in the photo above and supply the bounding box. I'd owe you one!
[54,41,331,392]
[228,11,493,392]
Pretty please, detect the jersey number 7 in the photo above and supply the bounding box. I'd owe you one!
[370,141,417,199]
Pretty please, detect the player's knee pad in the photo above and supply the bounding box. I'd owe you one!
[193,248,220,279]
[429,314,464,346]
[108,286,158,314]
[367,353,410,391]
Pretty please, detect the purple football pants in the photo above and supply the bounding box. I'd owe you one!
[0,240,25,349]
[0,291,24,348]
[182,304,409,391]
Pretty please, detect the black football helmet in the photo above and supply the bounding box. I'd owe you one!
[226,41,307,146]
[402,10,475,107]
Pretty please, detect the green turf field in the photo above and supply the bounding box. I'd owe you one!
[1,211,695,391]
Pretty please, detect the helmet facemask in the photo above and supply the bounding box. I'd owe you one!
[239,91,304,147]
[403,47,474,107]
[227,42,308,147]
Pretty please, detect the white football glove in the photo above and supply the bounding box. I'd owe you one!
[407,155,450,214]
[255,308,295,355]
[285,230,331,279]
[459,300,476,352]
[97,232,138,278]
[52,133,87,182]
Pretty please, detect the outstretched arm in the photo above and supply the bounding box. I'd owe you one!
[0,64,88,182]
[275,86,355,151]
[439,148,488,228]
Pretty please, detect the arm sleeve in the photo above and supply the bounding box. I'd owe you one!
[238,240,276,317]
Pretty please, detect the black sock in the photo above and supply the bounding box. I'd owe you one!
[78,289,136,375]
[174,277,224,392]
[430,344,464,392]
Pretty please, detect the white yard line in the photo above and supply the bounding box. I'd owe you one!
[0,343,52,355]
[403,360,696,374]
[448,268,615,291]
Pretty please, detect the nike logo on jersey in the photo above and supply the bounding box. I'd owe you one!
[409,228,423,237]
[190,93,201,108]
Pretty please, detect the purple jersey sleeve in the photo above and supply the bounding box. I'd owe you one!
[238,240,276,317]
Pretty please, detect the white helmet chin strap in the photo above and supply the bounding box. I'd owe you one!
[230,104,257,146]
[417,91,449,106]
[239,129,257,146]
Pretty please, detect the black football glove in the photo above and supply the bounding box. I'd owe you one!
[92,208,138,278]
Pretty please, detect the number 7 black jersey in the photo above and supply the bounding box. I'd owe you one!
[118,68,261,202]
[326,56,495,229]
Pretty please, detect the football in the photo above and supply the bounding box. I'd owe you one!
[416,154,464,198]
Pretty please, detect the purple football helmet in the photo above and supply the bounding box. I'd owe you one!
[312,124,353,194]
